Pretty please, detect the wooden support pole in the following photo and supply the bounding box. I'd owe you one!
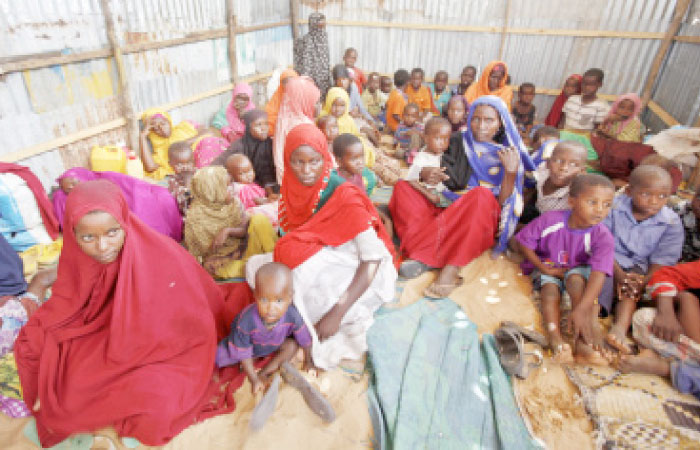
[226,0,238,82]
[498,0,511,60]
[640,0,691,108]
[290,0,300,40]
[99,0,139,153]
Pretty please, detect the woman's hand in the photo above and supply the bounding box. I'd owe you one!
[212,228,230,249]
[315,305,344,341]
[498,146,520,175]
[419,167,449,186]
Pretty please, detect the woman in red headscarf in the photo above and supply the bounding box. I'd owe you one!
[248,123,396,370]
[465,61,513,109]
[14,180,251,447]
[544,74,583,127]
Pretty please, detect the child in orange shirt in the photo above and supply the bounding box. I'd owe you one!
[405,68,436,117]
[386,69,410,133]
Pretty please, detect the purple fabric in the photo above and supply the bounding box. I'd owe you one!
[516,209,614,276]
[215,303,312,368]
[0,394,30,418]
[671,361,700,401]
[53,168,182,241]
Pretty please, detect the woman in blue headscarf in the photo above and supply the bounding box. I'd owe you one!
[389,95,535,297]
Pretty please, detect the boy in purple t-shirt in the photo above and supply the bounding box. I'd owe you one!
[216,262,313,393]
[515,174,615,365]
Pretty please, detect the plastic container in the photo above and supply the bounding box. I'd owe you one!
[125,151,145,179]
[90,145,127,173]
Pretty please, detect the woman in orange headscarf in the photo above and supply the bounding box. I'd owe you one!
[265,69,298,136]
[464,61,513,109]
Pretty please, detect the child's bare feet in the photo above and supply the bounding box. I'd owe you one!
[550,338,574,364]
[616,348,671,377]
[574,339,610,366]
[605,324,633,354]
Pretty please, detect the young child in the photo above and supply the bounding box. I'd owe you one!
[394,103,424,163]
[534,141,588,214]
[405,68,435,117]
[386,69,410,132]
[343,47,366,94]
[513,83,537,141]
[443,95,468,133]
[561,68,610,131]
[530,125,560,169]
[451,65,477,97]
[603,165,683,354]
[317,115,340,146]
[224,154,278,228]
[404,117,452,205]
[360,72,386,120]
[165,141,196,215]
[215,262,313,393]
[380,76,393,95]
[332,133,377,197]
[515,174,616,364]
[429,70,451,115]
[597,93,644,142]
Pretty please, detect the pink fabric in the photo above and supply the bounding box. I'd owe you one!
[233,182,266,209]
[194,136,229,168]
[222,83,255,142]
[606,93,642,136]
[53,168,182,240]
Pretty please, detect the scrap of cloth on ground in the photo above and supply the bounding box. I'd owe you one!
[13,180,251,447]
[367,298,542,449]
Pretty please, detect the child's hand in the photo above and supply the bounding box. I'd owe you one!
[250,376,264,394]
[541,266,567,279]
[569,303,594,346]
[651,307,684,342]
[211,228,230,249]
[420,167,449,186]
[253,197,269,205]
[498,146,520,175]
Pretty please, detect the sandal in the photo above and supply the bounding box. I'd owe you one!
[494,326,543,379]
[399,259,431,279]
[500,321,548,348]
[280,362,336,423]
[424,275,463,299]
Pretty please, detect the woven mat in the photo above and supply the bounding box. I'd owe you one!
[565,364,700,449]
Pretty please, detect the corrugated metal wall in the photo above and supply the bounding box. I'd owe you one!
[299,0,692,131]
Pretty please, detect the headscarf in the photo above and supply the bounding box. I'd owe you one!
[293,13,333,98]
[0,233,26,296]
[14,180,231,447]
[319,87,360,136]
[222,82,255,142]
[0,163,60,240]
[464,61,513,109]
[544,74,582,127]
[605,93,643,136]
[273,76,321,183]
[275,123,395,268]
[265,69,298,135]
[217,109,276,188]
[184,166,244,260]
[140,109,198,180]
[443,95,470,133]
[462,96,535,254]
[52,167,182,240]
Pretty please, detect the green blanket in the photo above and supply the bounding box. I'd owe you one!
[367,298,542,449]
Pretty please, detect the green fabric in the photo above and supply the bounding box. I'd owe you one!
[559,131,603,174]
[330,168,377,197]
[314,170,346,212]
[367,298,541,450]
[24,418,94,450]
[211,107,228,130]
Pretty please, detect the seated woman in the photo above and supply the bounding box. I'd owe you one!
[53,167,182,241]
[465,61,513,110]
[389,95,535,297]
[14,180,240,447]
[249,123,397,370]
[139,109,228,177]
[211,82,256,143]
[184,166,277,279]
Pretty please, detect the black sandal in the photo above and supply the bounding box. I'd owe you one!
[399,259,431,279]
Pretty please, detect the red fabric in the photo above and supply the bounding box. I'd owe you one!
[648,260,700,300]
[544,74,582,127]
[388,181,500,267]
[275,183,396,269]
[14,180,252,447]
[590,133,656,177]
[0,162,59,239]
[351,67,367,94]
[278,123,333,232]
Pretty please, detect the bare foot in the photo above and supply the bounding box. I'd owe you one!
[574,339,611,366]
[616,349,671,377]
[424,265,462,298]
[551,340,574,364]
[605,324,633,354]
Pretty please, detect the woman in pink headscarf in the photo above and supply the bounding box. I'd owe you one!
[598,93,644,142]
[52,168,182,241]
[272,76,321,183]
[212,82,256,143]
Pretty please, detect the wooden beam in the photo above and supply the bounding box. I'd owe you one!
[290,0,300,40]
[226,0,238,82]
[640,0,691,108]
[647,100,680,127]
[674,35,700,43]
[1,72,275,163]
[498,0,511,60]
[122,29,228,54]
[0,48,112,75]
[100,0,139,153]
